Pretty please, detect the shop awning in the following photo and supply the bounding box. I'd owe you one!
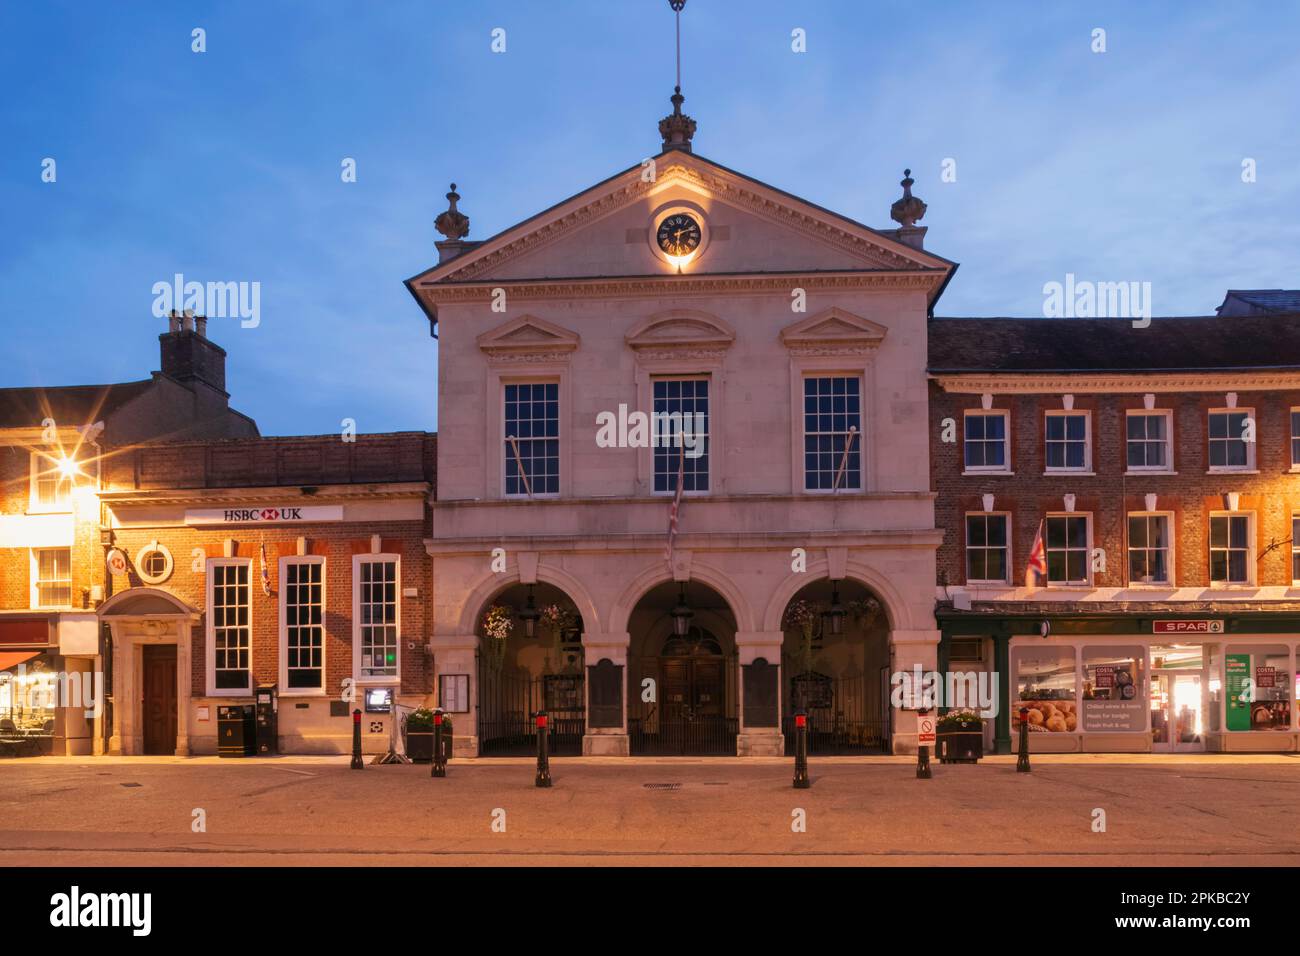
[0,651,40,672]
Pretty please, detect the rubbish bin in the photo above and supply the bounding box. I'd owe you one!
[218,704,256,757]
[254,683,278,755]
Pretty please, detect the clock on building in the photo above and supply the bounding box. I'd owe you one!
[656,213,702,257]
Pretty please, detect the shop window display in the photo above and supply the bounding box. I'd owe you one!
[1225,646,1291,731]
[1082,647,1145,732]
[1012,646,1076,733]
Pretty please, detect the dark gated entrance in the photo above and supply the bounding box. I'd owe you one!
[782,669,890,755]
[477,660,585,756]
[629,628,737,755]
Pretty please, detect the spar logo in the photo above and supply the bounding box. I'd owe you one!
[222,507,304,522]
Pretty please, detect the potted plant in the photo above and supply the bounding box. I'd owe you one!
[404,708,435,763]
[936,709,984,764]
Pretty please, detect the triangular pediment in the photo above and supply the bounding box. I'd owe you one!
[407,151,954,297]
[780,308,888,351]
[476,315,579,358]
[626,310,735,350]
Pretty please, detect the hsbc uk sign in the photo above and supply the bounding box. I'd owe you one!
[184,505,344,526]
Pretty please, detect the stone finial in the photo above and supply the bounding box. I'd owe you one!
[434,183,470,240]
[889,168,928,228]
[659,86,697,153]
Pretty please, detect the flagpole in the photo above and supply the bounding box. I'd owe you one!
[506,435,532,497]
[832,425,858,493]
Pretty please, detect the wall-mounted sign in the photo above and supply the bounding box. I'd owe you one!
[1094,665,1116,689]
[1226,654,1251,731]
[1153,620,1224,634]
[106,549,129,576]
[184,505,344,526]
[1256,666,1277,689]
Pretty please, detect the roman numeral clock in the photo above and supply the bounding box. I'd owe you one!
[651,206,709,270]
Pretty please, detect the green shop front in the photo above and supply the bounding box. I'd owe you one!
[937,606,1300,754]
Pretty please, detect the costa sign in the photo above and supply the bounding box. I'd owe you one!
[1152,620,1224,634]
[184,505,344,526]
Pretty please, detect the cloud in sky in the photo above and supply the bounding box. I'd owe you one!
[1,1,1296,434]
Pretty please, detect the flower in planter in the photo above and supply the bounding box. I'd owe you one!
[938,708,984,730]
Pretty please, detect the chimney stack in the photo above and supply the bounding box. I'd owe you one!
[160,311,228,394]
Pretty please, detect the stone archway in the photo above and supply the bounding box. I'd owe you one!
[98,587,200,756]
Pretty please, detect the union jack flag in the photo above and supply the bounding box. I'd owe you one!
[1025,519,1047,589]
[664,443,685,567]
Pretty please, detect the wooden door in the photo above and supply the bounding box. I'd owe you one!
[142,645,178,755]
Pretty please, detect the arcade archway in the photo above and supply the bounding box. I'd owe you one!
[627,579,738,755]
[779,578,891,754]
[475,582,586,756]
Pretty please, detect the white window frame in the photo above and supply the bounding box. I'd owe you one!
[1044,512,1093,587]
[962,410,1011,474]
[352,554,401,685]
[1124,409,1174,474]
[1044,410,1091,473]
[28,451,73,514]
[964,512,1012,585]
[650,374,712,497]
[1208,512,1255,587]
[1291,513,1300,586]
[501,379,561,499]
[1126,511,1175,587]
[1290,407,1300,472]
[801,373,865,493]
[206,557,253,697]
[1207,408,1256,473]
[31,547,72,609]
[279,556,326,696]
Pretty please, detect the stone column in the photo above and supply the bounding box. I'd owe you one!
[431,634,479,757]
[108,626,125,755]
[735,631,785,756]
[890,628,940,754]
[175,621,193,756]
[583,633,630,756]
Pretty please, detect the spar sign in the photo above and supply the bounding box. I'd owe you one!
[184,505,344,526]
[1152,620,1224,634]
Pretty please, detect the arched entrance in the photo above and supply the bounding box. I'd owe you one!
[475,582,585,756]
[628,580,738,755]
[779,578,891,754]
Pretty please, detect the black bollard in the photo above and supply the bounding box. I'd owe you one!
[431,708,446,778]
[792,710,810,789]
[535,711,552,788]
[916,708,932,779]
[1016,707,1031,773]
[350,709,364,770]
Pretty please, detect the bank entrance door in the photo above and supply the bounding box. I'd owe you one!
[142,644,178,756]
[1151,672,1204,752]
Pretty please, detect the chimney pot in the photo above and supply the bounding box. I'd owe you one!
[196,315,208,338]
[182,309,195,332]
[169,310,181,334]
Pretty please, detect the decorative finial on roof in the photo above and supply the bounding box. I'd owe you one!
[659,0,696,152]
[435,182,470,240]
[890,168,927,228]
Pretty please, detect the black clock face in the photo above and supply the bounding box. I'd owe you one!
[656,213,702,257]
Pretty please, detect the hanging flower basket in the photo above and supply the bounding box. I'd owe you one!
[482,604,513,671]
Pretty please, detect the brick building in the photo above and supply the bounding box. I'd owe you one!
[929,311,1300,755]
[0,314,257,755]
[96,433,434,755]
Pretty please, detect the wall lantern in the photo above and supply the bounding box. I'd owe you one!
[518,585,541,639]
[670,583,694,637]
[824,580,847,636]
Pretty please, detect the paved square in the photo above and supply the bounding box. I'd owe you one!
[2,754,1298,866]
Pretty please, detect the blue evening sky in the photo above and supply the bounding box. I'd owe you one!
[2,1,1297,435]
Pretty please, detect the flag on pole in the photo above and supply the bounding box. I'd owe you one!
[664,441,685,566]
[1025,519,1047,589]
[259,542,272,596]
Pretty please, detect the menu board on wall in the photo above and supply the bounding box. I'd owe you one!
[1226,654,1252,731]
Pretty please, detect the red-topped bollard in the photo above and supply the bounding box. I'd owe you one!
[1016,707,1032,773]
[350,709,364,770]
[792,710,810,789]
[431,708,446,778]
[535,711,552,788]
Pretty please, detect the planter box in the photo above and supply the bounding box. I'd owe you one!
[406,731,434,763]
[936,724,983,764]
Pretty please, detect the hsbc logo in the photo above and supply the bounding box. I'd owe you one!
[184,505,343,526]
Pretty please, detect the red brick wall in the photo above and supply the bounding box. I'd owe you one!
[932,384,1300,589]
[110,521,431,699]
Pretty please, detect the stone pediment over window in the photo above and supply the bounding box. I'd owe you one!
[476,314,580,363]
[625,309,735,361]
[779,307,888,356]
